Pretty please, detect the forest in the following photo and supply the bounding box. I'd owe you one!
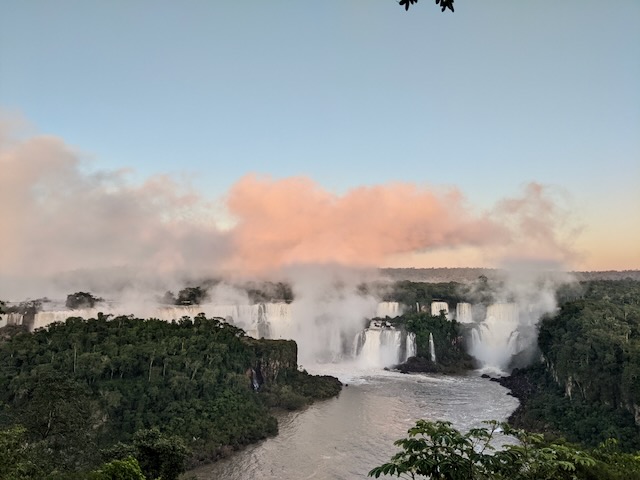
[2,277,640,478]
[0,315,340,479]
[503,279,640,452]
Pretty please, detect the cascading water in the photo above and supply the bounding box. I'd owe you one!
[375,302,402,318]
[429,332,436,363]
[24,299,415,370]
[405,332,417,360]
[469,303,521,372]
[32,309,102,331]
[430,301,449,318]
[8,313,25,326]
[455,302,473,323]
[352,321,413,368]
[250,369,260,391]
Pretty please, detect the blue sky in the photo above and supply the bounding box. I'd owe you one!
[1,0,639,270]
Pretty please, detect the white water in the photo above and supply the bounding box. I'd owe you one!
[26,301,415,369]
[429,332,437,363]
[430,301,449,318]
[190,368,519,480]
[406,332,417,359]
[375,301,402,318]
[470,303,521,372]
[355,328,404,368]
[2,313,25,327]
[24,299,540,373]
[455,302,474,323]
[352,321,415,368]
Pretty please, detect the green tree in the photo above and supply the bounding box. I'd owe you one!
[65,291,103,310]
[88,456,146,480]
[130,428,189,480]
[0,426,40,480]
[369,420,595,480]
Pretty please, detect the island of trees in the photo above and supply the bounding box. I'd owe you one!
[368,277,640,479]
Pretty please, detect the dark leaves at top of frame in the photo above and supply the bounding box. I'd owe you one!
[399,0,454,12]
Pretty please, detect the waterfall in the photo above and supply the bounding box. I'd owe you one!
[469,303,521,371]
[430,301,449,318]
[429,332,437,363]
[353,321,414,368]
[5,313,25,327]
[250,368,260,391]
[376,302,402,318]
[21,300,418,370]
[405,332,416,360]
[32,309,102,331]
[8,313,24,326]
[356,328,403,368]
[263,303,294,339]
[455,302,473,323]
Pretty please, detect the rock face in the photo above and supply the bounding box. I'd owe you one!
[496,367,539,428]
[248,338,298,385]
[395,356,439,374]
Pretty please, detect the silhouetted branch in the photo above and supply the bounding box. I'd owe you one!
[399,0,454,12]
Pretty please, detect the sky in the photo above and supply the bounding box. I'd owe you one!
[1,0,639,282]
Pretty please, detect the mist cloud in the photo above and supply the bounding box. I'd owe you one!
[0,131,229,297]
[0,125,577,298]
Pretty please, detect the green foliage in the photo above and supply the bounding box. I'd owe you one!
[369,419,597,480]
[9,371,100,471]
[384,281,466,311]
[509,364,640,451]
[0,314,340,476]
[0,425,40,480]
[533,279,640,449]
[401,312,473,372]
[128,428,188,480]
[88,456,146,480]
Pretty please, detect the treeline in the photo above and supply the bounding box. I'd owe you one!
[505,279,640,451]
[380,276,497,310]
[161,280,294,306]
[0,315,340,479]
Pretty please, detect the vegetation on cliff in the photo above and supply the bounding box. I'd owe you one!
[392,311,474,374]
[499,279,640,452]
[0,315,340,479]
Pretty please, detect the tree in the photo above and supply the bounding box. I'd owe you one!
[13,371,100,471]
[65,291,103,310]
[88,456,146,480]
[130,428,189,480]
[176,286,208,305]
[369,420,595,480]
[399,0,454,13]
[0,426,40,480]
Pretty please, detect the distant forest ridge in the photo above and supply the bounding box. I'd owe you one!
[379,268,640,283]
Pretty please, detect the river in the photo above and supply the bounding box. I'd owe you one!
[189,365,519,480]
